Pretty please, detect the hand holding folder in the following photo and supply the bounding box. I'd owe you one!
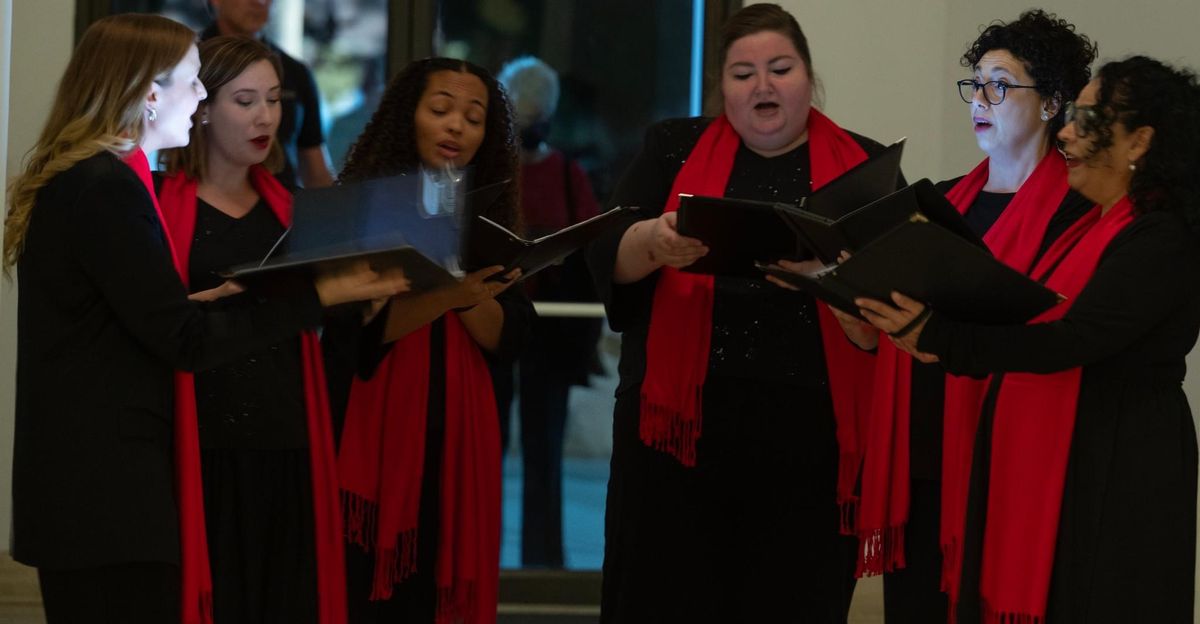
[464,205,635,281]
[675,138,906,276]
[760,179,1064,325]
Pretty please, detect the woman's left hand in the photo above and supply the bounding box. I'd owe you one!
[855,291,939,363]
[188,280,245,302]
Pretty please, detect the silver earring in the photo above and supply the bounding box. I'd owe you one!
[201,117,209,126]
[147,107,158,122]
[1040,111,1051,121]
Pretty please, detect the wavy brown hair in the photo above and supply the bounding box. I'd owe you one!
[159,35,284,180]
[3,14,195,273]
[338,57,520,232]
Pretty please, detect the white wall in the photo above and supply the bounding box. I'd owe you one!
[1,0,74,548]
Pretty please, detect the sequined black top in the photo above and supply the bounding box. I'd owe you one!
[189,199,308,449]
[587,117,897,394]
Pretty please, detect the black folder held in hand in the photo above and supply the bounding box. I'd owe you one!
[760,180,1064,325]
[466,206,634,280]
[223,175,508,292]
[675,138,905,277]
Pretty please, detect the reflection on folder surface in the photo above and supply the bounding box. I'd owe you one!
[225,174,508,291]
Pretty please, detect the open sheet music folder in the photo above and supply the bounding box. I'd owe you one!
[675,138,906,276]
[759,179,1063,325]
[466,206,634,281]
[223,175,508,292]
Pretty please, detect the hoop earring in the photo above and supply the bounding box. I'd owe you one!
[147,108,158,122]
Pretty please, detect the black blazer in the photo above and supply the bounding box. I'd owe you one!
[11,152,323,570]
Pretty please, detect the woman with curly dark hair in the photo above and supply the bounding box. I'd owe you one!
[837,11,1098,622]
[859,55,1200,623]
[327,57,533,624]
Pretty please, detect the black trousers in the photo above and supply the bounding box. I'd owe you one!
[38,562,180,624]
[493,346,571,568]
[882,478,949,623]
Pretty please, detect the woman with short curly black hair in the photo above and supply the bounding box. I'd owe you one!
[843,10,1098,623]
[859,55,1200,623]
[327,57,533,624]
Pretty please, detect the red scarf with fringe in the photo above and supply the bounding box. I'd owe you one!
[640,111,876,525]
[973,198,1131,624]
[855,152,1070,578]
[155,165,348,624]
[338,313,501,624]
[122,149,213,624]
[933,154,1070,605]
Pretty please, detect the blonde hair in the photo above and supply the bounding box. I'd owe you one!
[159,35,284,180]
[2,14,195,273]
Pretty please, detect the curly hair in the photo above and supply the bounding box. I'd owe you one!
[962,9,1097,139]
[338,57,520,232]
[1086,56,1200,235]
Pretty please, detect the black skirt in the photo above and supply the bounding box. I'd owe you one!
[201,448,318,624]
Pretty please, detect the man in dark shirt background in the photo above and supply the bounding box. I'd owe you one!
[205,0,335,188]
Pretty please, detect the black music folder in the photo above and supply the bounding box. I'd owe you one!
[224,175,508,292]
[675,138,905,277]
[466,206,634,280]
[759,179,1063,325]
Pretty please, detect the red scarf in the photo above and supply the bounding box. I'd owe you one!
[855,152,1070,578]
[930,154,1072,606]
[155,165,348,624]
[122,150,212,624]
[640,111,876,526]
[338,313,501,623]
[974,198,1132,623]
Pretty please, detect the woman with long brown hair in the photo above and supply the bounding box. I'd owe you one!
[157,35,347,623]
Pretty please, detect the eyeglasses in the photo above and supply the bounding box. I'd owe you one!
[957,79,1039,106]
[1064,102,1104,138]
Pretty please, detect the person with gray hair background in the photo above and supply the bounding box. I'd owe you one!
[493,55,602,568]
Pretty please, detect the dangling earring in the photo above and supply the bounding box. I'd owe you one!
[1040,110,1051,121]
[147,107,158,122]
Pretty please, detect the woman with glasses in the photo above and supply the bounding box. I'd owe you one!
[858,54,1200,624]
[827,10,1097,623]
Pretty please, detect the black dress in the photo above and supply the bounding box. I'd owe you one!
[188,199,319,624]
[331,283,535,623]
[883,184,1092,623]
[918,209,1200,623]
[586,117,891,623]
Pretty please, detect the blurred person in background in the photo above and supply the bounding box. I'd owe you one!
[493,55,603,568]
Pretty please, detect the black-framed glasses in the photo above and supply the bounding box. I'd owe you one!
[957,79,1039,105]
[1064,102,1104,138]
